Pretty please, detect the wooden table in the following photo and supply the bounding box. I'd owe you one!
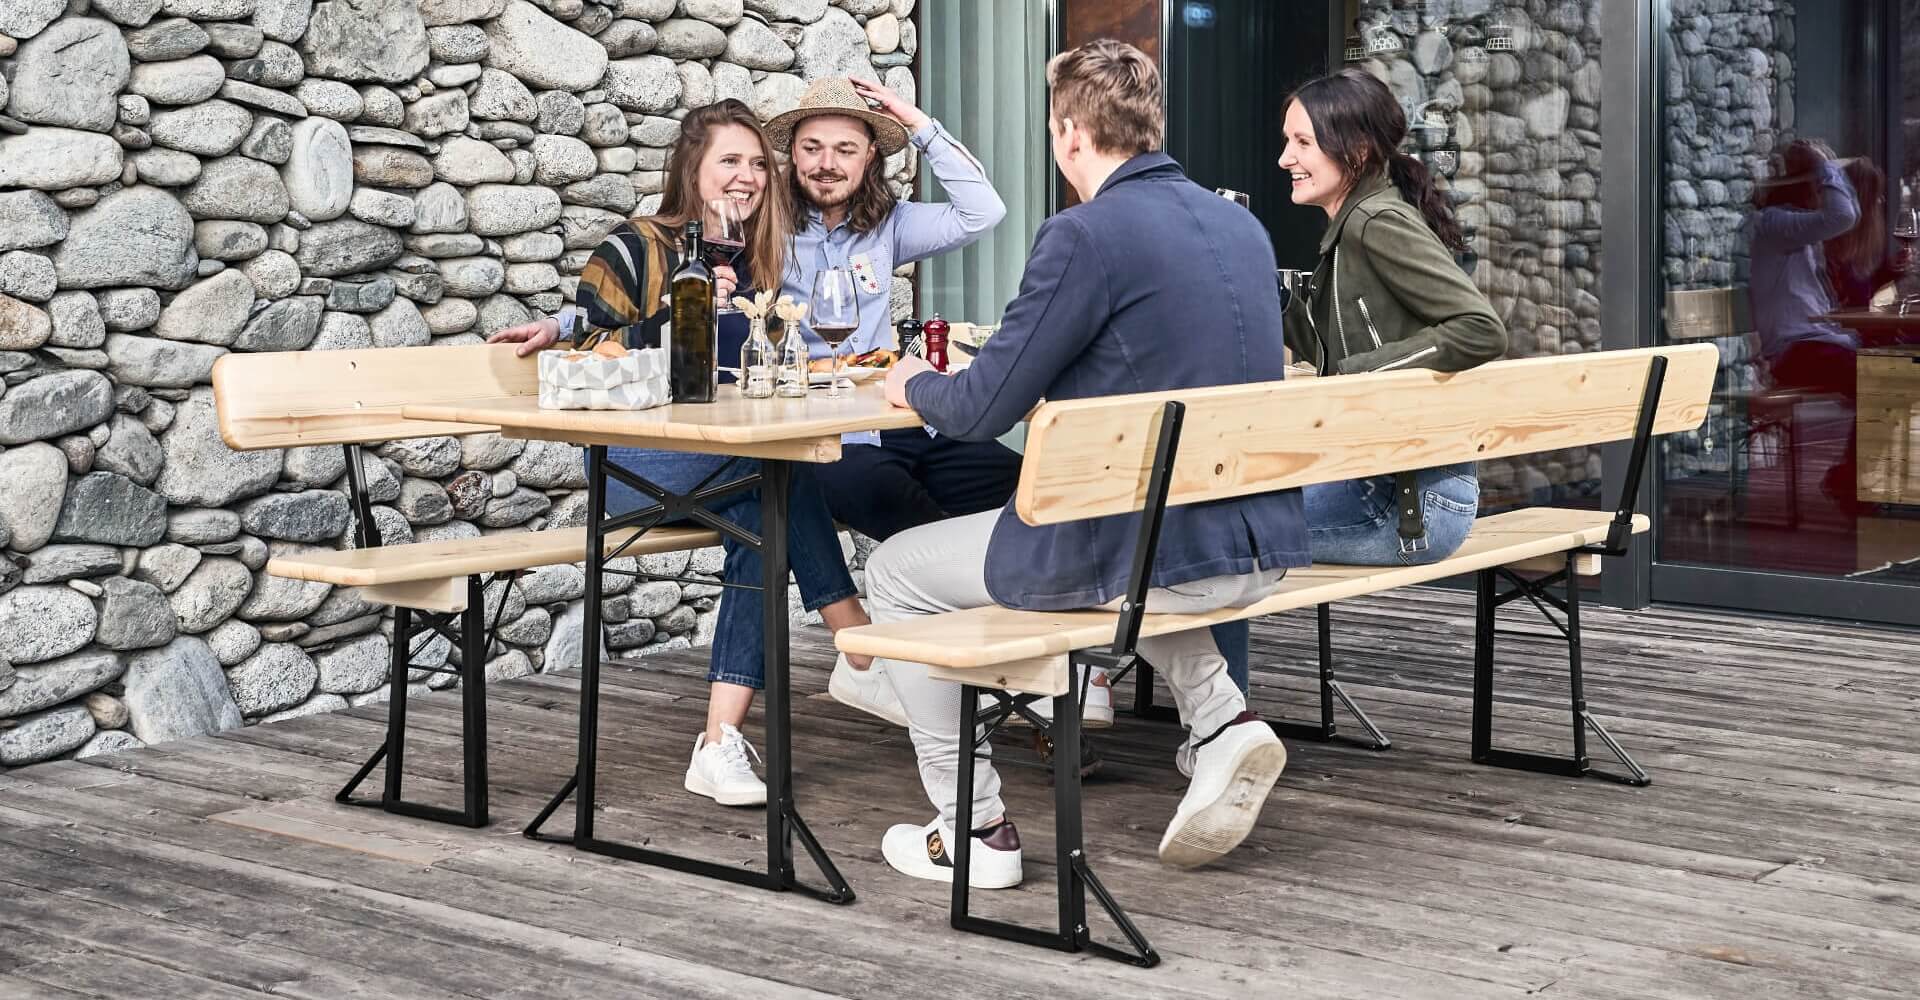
[1821,310,1920,343]
[1856,345,1920,505]
[405,381,921,902]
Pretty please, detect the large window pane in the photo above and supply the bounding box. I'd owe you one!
[1344,0,1607,512]
[1656,0,1920,587]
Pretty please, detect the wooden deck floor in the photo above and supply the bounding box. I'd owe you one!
[2,588,1916,999]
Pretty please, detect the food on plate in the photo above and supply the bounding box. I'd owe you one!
[809,347,898,373]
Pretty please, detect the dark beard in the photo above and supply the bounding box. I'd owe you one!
[802,177,852,211]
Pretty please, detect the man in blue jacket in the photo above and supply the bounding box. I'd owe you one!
[858,40,1310,888]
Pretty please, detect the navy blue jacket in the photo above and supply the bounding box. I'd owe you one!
[906,153,1311,610]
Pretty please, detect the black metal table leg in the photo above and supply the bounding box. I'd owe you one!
[523,449,852,904]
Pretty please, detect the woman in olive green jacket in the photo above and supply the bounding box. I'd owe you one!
[1279,68,1508,565]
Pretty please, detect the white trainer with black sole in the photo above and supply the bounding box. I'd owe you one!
[683,723,767,807]
[881,816,1024,889]
[1158,712,1286,868]
[828,653,910,728]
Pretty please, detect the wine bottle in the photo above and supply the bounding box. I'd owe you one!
[669,220,717,403]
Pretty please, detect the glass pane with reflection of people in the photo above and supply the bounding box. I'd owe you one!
[1658,22,1920,590]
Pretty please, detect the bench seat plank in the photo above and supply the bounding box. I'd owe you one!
[266,525,723,588]
[836,507,1646,671]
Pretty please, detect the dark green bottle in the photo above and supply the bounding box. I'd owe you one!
[669,220,717,403]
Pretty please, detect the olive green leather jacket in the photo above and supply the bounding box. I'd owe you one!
[1283,173,1508,376]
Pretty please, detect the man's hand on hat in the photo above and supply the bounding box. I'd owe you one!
[852,77,929,134]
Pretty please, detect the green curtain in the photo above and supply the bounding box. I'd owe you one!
[918,0,1050,328]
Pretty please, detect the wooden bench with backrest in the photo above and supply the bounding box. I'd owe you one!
[212,344,723,828]
[833,343,1717,967]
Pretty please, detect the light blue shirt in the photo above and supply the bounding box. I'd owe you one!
[1747,159,1860,361]
[789,119,1006,446]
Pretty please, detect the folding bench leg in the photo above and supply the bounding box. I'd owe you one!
[336,573,498,827]
[950,659,1159,968]
[1471,554,1650,787]
[1124,660,1181,723]
[1268,604,1391,751]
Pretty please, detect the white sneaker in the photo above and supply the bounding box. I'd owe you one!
[1175,736,1195,779]
[986,668,1114,729]
[683,723,766,807]
[828,654,910,728]
[1158,712,1286,869]
[881,816,1023,889]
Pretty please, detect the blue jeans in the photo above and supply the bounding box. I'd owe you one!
[813,430,1025,542]
[1304,464,1480,566]
[1216,465,1479,693]
[600,448,857,690]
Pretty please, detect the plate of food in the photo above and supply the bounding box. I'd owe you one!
[808,348,897,385]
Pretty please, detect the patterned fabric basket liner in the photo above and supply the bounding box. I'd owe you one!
[537,348,672,410]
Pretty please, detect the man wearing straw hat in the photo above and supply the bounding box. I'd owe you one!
[766,78,1027,724]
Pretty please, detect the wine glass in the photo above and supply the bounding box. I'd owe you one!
[810,267,860,399]
[1215,187,1251,209]
[706,198,748,313]
[1893,208,1919,314]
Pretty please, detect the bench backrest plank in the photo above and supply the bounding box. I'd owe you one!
[213,344,540,451]
[1014,345,1716,526]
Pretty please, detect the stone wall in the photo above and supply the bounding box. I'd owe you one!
[0,0,917,770]
[1660,0,1793,293]
[1347,0,1606,506]
[1658,0,1793,479]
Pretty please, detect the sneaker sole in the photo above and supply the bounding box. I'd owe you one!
[999,705,1116,730]
[683,770,766,807]
[829,668,911,728]
[1158,738,1287,869]
[881,842,1023,890]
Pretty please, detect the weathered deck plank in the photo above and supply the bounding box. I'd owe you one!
[1,588,1914,999]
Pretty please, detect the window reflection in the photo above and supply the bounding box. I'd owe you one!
[1658,0,1920,586]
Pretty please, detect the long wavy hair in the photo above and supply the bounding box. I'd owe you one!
[1287,69,1467,254]
[1826,157,1885,281]
[652,100,792,287]
[788,117,897,235]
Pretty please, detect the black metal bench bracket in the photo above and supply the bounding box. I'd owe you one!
[953,661,1159,968]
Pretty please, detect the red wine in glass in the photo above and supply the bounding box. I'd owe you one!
[813,324,858,346]
[706,198,748,312]
[811,267,860,397]
[704,237,745,270]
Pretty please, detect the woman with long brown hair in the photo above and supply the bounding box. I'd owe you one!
[1279,69,1507,566]
[490,100,872,808]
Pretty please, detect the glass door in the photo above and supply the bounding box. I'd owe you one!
[1650,0,1920,625]
[1338,0,1611,517]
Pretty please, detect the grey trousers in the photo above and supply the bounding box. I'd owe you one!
[863,508,1287,831]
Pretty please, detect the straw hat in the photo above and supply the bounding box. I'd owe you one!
[765,78,910,155]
